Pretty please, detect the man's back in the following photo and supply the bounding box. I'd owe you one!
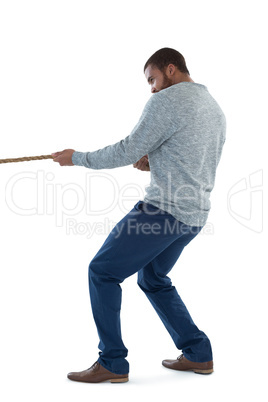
[144,82,226,226]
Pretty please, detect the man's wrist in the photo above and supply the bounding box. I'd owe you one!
[72,151,86,166]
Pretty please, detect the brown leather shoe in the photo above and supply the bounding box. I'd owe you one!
[67,361,129,383]
[162,354,213,374]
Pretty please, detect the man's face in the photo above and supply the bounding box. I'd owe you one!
[144,64,173,93]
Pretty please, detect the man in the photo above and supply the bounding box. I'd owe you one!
[52,47,226,383]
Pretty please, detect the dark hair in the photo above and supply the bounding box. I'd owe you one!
[144,47,190,75]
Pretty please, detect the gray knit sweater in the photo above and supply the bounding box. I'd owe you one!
[72,82,226,226]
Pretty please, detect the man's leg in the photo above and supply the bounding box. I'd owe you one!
[137,236,213,363]
[88,201,207,374]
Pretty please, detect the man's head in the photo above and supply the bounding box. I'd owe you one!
[144,47,192,93]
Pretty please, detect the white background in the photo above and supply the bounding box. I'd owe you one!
[0,0,267,401]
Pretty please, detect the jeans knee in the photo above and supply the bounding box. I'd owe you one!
[88,259,106,283]
[137,269,153,293]
[88,258,124,284]
[88,259,97,277]
[138,268,172,293]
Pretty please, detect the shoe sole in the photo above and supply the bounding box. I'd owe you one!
[109,377,129,383]
[67,376,129,383]
[163,365,214,375]
[193,369,214,375]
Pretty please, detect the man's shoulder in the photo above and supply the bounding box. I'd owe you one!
[164,82,208,97]
[145,82,209,112]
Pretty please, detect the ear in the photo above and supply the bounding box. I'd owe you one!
[166,64,176,76]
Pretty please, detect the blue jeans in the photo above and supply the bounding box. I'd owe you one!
[88,201,212,375]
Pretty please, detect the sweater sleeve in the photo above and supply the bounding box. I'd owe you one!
[72,92,177,169]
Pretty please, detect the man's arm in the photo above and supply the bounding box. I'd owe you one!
[53,92,175,168]
[52,150,151,171]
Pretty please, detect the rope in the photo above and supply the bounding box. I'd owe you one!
[0,155,54,164]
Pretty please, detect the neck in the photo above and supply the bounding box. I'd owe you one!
[174,72,194,84]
